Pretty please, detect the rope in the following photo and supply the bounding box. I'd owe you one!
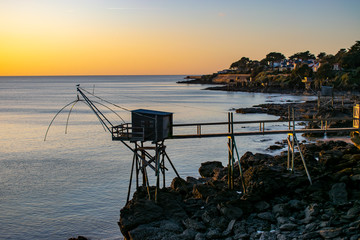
[110,91,227,114]
[80,86,226,114]
[79,87,156,120]
[79,87,131,112]
[44,98,127,141]
[44,100,78,141]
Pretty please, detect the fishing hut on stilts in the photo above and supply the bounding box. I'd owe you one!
[111,109,180,202]
[72,86,180,202]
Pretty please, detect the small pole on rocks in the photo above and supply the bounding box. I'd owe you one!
[287,106,291,169]
[227,112,235,190]
[292,108,295,171]
[232,137,246,193]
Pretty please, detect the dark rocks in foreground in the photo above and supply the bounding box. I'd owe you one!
[119,140,360,240]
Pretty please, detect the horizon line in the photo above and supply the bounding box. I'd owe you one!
[0,73,203,78]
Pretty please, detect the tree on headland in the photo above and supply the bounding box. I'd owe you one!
[317,52,326,60]
[314,63,334,89]
[289,51,315,61]
[316,63,333,80]
[230,57,261,73]
[341,41,360,69]
[263,52,286,69]
[320,54,335,64]
[230,57,251,72]
[290,63,313,89]
[264,52,285,63]
[334,48,347,64]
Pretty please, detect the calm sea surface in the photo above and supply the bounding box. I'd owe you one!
[0,75,315,240]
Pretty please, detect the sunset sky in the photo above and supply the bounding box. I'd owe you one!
[1,0,360,76]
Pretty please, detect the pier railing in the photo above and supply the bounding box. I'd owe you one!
[112,123,145,141]
[171,117,358,139]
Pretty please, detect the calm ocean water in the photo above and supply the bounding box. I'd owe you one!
[0,75,315,240]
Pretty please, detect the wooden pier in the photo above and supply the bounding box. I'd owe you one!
[170,118,358,139]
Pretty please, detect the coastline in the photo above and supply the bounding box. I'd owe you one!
[177,77,304,95]
[178,76,360,97]
[119,83,360,239]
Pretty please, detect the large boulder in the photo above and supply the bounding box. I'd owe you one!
[193,183,217,199]
[119,199,164,239]
[119,188,188,239]
[240,152,275,170]
[242,165,286,201]
[128,220,183,240]
[199,161,224,178]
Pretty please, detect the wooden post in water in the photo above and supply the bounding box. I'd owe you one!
[231,113,234,190]
[227,113,231,188]
[292,108,295,171]
[155,143,159,202]
[141,143,146,187]
[127,151,136,203]
[162,150,166,188]
[136,143,140,189]
[227,112,235,190]
[287,108,296,172]
[287,106,291,170]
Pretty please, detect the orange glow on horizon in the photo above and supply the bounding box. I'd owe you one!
[1,1,359,76]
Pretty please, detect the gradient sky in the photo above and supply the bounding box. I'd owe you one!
[1,0,360,76]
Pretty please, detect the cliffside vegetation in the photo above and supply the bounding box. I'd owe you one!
[210,41,360,92]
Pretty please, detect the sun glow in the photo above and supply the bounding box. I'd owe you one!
[1,0,359,76]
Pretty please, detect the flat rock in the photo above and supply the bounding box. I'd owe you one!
[279,223,298,231]
[272,204,289,217]
[329,182,348,205]
[255,201,270,212]
[319,227,342,239]
[206,228,222,239]
[182,218,206,231]
[257,212,274,222]
[218,204,243,220]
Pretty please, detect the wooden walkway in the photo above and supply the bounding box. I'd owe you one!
[171,117,358,139]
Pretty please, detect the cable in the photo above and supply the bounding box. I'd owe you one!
[79,87,131,112]
[81,86,226,114]
[79,87,156,120]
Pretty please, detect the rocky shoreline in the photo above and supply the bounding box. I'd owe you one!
[119,140,360,240]
[177,78,304,95]
[118,86,360,240]
[178,77,360,97]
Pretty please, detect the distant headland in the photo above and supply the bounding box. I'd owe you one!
[180,41,360,95]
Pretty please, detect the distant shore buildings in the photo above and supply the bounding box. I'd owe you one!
[222,58,341,74]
